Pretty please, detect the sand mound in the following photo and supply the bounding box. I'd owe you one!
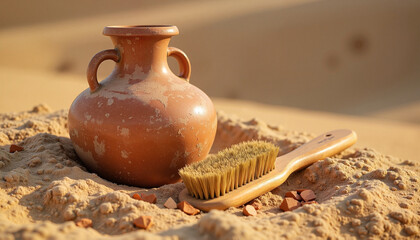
[0,106,419,239]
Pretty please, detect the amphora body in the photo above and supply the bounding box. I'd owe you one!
[68,25,217,187]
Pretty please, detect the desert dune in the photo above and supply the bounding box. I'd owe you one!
[1,0,419,119]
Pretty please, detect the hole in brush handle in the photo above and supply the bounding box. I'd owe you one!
[281,129,357,172]
[317,133,335,144]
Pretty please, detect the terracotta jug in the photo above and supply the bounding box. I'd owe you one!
[68,25,217,187]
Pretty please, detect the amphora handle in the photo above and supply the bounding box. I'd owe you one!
[168,47,191,82]
[87,49,120,92]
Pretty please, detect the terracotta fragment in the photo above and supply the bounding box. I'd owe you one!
[285,191,302,201]
[132,193,142,200]
[164,197,177,209]
[177,201,200,215]
[300,190,316,202]
[251,201,263,210]
[133,216,153,230]
[141,193,157,204]
[296,189,307,194]
[9,144,24,153]
[75,218,93,228]
[279,197,301,211]
[243,205,257,216]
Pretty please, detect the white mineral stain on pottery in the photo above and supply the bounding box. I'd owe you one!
[84,113,92,120]
[70,129,79,138]
[73,144,97,169]
[93,136,105,156]
[121,150,129,159]
[119,127,129,137]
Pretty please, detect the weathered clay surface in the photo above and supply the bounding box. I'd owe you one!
[68,26,217,187]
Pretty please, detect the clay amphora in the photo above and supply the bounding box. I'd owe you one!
[68,25,217,187]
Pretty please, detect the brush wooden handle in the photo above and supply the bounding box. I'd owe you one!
[179,129,357,212]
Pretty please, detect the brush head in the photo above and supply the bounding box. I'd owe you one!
[179,141,279,200]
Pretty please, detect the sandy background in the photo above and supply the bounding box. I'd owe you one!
[1,0,420,121]
[0,0,419,239]
[1,0,419,159]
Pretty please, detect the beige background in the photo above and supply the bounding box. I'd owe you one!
[0,0,419,160]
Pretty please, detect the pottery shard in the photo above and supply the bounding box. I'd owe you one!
[243,205,257,216]
[141,193,157,204]
[177,201,200,215]
[132,193,142,200]
[133,216,153,230]
[285,191,302,201]
[9,144,24,153]
[300,190,316,202]
[75,218,93,228]
[164,197,177,209]
[280,197,301,211]
[250,201,262,210]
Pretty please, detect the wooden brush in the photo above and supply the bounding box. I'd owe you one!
[178,129,357,211]
[179,141,280,200]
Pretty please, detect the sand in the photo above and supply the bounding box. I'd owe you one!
[1,0,420,238]
[213,99,420,162]
[0,106,419,239]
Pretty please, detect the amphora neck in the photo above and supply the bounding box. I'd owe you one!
[103,25,179,77]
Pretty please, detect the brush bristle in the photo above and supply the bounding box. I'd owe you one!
[179,141,279,200]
